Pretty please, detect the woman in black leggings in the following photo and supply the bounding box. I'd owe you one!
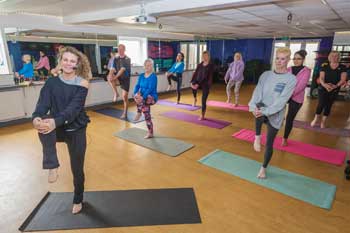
[282,50,311,146]
[190,51,214,120]
[311,51,347,128]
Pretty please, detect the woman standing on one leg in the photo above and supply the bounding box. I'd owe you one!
[282,50,311,146]
[248,47,296,179]
[106,49,119,102]
[224,52,245,106]
[166,52,185,104]
[32,46,92,214]
[191,51,214,120]
[310,51,347,128]
[133,59,158,139]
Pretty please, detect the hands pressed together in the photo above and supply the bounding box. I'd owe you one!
[33,117,56,134]
[323,83,339,92]
[253,108,263,118]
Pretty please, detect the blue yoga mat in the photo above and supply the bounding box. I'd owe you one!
[198,150,336,209]
[94,108,145,123]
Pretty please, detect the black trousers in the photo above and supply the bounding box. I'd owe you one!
[283,99,302,139]
[316,88,338,116]
[192,85,209,114]
[255,116,279,168]
[167,74,182,102]
[39,127,87,204]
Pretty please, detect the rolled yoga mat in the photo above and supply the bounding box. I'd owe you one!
[161,110,231,129]
[94,107,145,123]
[207,100,249,112]
[232,129,346,166]
[198,149,336,209]
[19,188,201,232]
[157,99,201,111]
[114,127,194,157]
[293,120,350,137]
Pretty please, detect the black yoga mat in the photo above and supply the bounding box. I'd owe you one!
[94,107,145,123]
[19,188,201,232]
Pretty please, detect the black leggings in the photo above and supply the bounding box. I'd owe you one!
[283,99,302,139]
[255,116,279,168]
[39,127,87,204]
[167,74,182,102]
[316,88,338,116]
[192,86,209,114]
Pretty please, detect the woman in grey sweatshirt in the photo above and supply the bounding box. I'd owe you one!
[248,47,296,179]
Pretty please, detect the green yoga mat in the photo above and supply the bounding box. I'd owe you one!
[114,128,194,157]
[198,150,336,209]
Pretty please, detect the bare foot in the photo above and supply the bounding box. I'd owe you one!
[166,85,171,91]
[48,168,58,183]
[257,167,267,179]
[192,98,197,107]
[226,99,231,103]
[233,103,238,107]
[253,136,261,152]
[144,133,153,139]
[198,116,205,121]
[120,113,127,119]
[320,122,326,129]
[112,94,117,102]
[133,112,142,121]
[281,138,288,147]
[72,203,83,214]
[176,102,180,105]
[310,118,318,127]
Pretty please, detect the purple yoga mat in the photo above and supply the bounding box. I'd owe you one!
[161,111,231,129]
[157,100,201,111]
[293,120,350,137]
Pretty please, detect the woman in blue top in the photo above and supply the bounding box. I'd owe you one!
[134,58,158,138]
[166,52,185,103]
[15,54,34,81]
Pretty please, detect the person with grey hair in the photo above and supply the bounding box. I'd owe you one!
[133,58,158,138]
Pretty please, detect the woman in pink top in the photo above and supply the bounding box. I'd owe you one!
[282,50,311,146]
[35,51,50,79]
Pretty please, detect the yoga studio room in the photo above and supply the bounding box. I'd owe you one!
[1,0,350,232]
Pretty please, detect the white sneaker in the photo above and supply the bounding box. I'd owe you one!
[48,168,58,183]
[253,136,261,152]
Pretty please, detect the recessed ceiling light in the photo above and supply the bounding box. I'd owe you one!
[320,0,328,5]
[0,0,8,3]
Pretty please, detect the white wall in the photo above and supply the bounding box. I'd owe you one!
[0,70,194,122]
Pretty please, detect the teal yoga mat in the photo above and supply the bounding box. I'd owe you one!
[114,128,194,157]
[198,150,336,209]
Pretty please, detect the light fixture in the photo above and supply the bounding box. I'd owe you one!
[287,13,293,24]
[0,0,8,3]
[320,0,328,5]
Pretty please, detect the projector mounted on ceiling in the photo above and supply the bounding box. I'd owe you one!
[134,0,156,24]
[134,15,157,24]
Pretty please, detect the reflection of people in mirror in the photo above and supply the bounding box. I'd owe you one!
[15,54,34,81]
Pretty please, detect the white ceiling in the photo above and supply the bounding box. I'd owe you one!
[0,0,349,39]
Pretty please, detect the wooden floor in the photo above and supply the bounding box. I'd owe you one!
[1,84,350,233]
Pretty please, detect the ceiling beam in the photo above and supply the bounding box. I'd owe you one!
[62,0,278,24]
[0,14,194,40]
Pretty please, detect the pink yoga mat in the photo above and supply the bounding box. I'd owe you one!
[232,129,346,166]
[207,100,249,112]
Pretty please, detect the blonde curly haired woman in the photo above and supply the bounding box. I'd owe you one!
[32,46,92,214]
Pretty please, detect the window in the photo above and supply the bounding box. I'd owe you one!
[272,40,320,80]
[118,36,147,66]
[0,29,10,75]
[180,42,207,70]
